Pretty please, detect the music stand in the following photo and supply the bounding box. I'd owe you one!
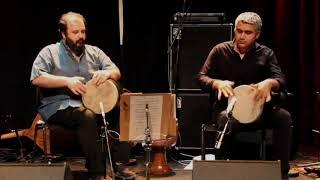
[119,93,176,179]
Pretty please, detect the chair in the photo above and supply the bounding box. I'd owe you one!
[0,113,77,162]
[30,87,78,162]
[201,89,293,160]
[30,114,78,161]
[233,129,271,160]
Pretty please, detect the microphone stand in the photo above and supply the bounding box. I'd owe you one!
[168,0,190,93]
[143,104,152,180]
[214,119,229,150]
[14,128,26,161]
[99,102,115,180]
[4,114,26,161]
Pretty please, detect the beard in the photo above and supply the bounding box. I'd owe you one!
[65,37,85,56]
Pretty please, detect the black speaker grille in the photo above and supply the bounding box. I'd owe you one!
[176,93,212,149]
[169,24,233,91]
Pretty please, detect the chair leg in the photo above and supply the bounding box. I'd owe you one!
[32,122,49,162]
[42,125,48,162]
[201,124,218,160]
[260,140,267,160]
[31,124,40,161]
[201,124,206,160]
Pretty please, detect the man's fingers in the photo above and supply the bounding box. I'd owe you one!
[221,88,230,98]
[71,89,80,96]
[218,90,222,100]
[95,77,108,86]
[229,81,235,87]
[225,86,234,97]
[265,94,271,102]
[254,90,268,102]
[216,80,235,100]
[217,86,234,100]
[70,83,87,96]
[250,84,258,89]
[254,90,262,101]
[78,85,87,94]
[74,76,85,83]
[79,77,85,82]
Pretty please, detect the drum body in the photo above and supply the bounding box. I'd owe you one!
[150,123,178,176]
[229,85,264,124]
[82,79,121,114]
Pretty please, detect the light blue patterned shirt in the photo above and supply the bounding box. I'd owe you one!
[30,40,118,120]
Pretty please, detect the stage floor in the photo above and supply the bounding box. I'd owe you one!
[0,144,319,179]
[63,145,320,180]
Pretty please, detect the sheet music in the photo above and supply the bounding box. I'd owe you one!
[129,95,163,141]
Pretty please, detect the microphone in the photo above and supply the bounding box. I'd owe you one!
[145,104,150,128]
[215,120,229,149]
[227,96,237,115]
[215,96,236,149]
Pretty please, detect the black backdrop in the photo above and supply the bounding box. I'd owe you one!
[1,0,319,146]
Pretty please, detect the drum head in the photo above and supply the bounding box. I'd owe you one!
[229,85,264,124]
[82,79,119,114]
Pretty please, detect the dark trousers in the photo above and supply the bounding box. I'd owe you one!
[47,106,106,177]
[215,106,292,174]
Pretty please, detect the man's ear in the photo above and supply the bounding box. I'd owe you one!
[255,32,261,39]
[61,32,66,39]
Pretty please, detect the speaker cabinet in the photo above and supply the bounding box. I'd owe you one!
[192,160,282,180]
[0,163,73,180]
[176,93,212,149]
[169,23,233,91]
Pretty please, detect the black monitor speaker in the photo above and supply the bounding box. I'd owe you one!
[176,93,212,149]
[192,160,282,180]
[169,23,233,91]
[0,163,73,180]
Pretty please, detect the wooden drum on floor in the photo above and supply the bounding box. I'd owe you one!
[150,126,178,176]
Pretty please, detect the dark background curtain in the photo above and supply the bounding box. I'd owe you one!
[0,0,319,146]
[274,0,320,144]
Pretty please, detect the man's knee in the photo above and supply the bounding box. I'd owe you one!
[77,107,96,122]
[272,108,292,128]
[84,109,96,120]
[216,111,228,125]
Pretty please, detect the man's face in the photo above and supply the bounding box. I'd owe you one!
[64,17,86,55]
[234,21,260,53]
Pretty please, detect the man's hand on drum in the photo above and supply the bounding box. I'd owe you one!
[212,80,235,100]
[66,76,86,95]
[91,70,110,86]
[250,80,273,102]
